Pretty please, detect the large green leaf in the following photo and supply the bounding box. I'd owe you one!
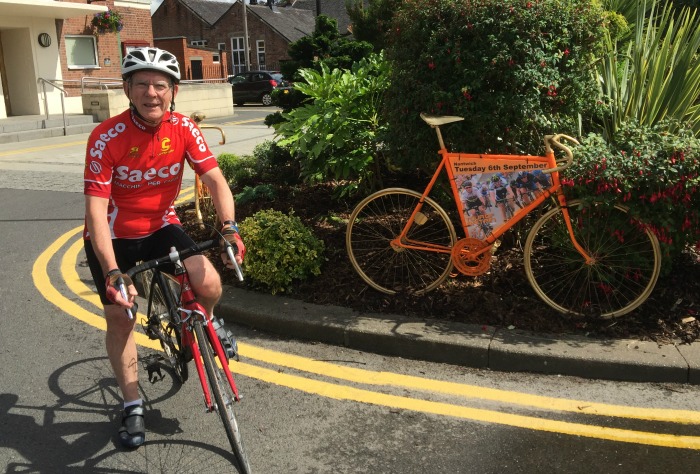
[596,0,700,138]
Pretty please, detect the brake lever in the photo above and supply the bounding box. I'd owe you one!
[116,276,134,320]
[226,243,244,282]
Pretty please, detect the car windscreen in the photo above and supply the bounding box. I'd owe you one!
[270,73,288,85]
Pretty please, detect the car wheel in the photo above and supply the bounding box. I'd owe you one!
[261,93,272,106]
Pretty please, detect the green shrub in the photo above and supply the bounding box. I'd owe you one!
[594,1,700,140]
[216,153,257,187]
[239,209,325,294]
[274,52,390,196]
[234,184,277,206]
[383,0,606,170]
[562,120,700,264]
[251,140,300,185]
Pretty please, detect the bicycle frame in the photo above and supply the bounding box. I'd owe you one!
[398,118,590,263]
[167,264,242,406]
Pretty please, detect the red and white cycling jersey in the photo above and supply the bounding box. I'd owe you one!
[83,109,218,239]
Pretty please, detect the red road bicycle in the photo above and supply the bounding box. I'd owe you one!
[123,240,251,473]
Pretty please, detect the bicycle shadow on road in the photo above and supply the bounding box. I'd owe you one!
[0,392,112,470]
[1,391,238,473]
[0,355,185,470]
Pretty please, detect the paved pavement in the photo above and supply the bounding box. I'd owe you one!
[2,113,698,386]
[216,287,700,385]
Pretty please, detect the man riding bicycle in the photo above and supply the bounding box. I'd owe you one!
[489,174,516,223]
[82,47,245,450]
[514,171,543,205]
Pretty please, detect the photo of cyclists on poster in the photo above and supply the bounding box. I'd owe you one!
[450,156,552,238]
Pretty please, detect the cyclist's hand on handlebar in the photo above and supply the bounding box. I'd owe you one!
[105,269,137,308]
[220,224,245,268]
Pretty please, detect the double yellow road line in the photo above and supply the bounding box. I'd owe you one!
[30,191,700,451]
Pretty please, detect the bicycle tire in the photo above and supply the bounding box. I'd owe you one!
[146,271,189,383]
[194,321,252,474]
[195,175,217,228]
[524,199,661,318]
[346,188,457,295]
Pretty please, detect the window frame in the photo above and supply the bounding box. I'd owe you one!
[65,35,99,70]
[256,40,265,69]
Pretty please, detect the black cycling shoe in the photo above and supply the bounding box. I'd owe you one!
[118,405,145,449]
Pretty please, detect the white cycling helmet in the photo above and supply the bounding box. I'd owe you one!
[122,47,181,83]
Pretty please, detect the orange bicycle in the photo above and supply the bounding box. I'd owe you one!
[346,113,662,318]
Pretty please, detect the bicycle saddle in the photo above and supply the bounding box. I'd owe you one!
[420,113,465,126]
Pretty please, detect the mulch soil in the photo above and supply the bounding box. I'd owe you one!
[181,182,700,346]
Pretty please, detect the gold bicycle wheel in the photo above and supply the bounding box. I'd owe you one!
[524,199,661,318]
[346,188,457,295]
[194,175,217,229]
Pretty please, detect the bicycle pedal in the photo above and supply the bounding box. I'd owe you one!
[141,323,160,340]
[219,331,239,361]
[212,318,239,361]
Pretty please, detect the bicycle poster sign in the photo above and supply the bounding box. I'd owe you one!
[446,153,553,239]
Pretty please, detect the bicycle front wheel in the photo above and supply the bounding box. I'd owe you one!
[524,200,661,318]
[346,188,457,295]
[194,321,251,474]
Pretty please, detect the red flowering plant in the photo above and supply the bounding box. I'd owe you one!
[91,9,124,35]
[562,120,700,270]
[383,0,606,172]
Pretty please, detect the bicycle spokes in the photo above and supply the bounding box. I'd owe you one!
[524,200,661,318]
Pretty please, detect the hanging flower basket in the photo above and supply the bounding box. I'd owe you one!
[91,9,124,35]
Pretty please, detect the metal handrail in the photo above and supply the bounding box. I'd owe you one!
[37,77,69,135]
[81,76,123,92]
[180,78,229,84]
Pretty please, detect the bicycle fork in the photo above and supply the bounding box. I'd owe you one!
[182,309,243,412]
[555,192,596,265]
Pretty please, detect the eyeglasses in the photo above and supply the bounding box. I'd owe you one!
[131,80,172,94]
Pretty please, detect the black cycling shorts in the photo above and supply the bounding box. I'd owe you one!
[84,224,200,305]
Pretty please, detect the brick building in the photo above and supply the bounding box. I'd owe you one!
[152,0,315,76]
[0,0,113,119]
[60,0,154,96]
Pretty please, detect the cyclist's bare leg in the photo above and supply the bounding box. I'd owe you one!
[104,304,140,402]
[498,203,507,222]
[519,188,531,205]
[183,254,223,316]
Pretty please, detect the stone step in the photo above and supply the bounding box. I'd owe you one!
[0,122,98,144]
[0,114,98,144]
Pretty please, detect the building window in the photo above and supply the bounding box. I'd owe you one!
[191,40,208,46]
[213,53,220,63]
[65,35,98,69]
[231,37,245,74]
[218,42,226,51]
[256,40,265,69]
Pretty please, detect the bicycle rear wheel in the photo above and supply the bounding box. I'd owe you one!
[524,199,661,318]
[194,321,251,474]
[145,271,188,383]
[346,188,457,295]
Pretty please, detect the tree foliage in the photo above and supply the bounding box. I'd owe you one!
[280,15,373,81]
[345,0,395,51]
